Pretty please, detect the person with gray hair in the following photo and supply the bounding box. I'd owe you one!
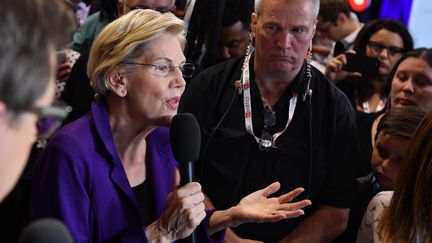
[0,0,75,202]
[31,9,311,243]
[179,0,358,241]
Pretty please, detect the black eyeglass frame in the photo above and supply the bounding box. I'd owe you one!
[367,41,405,56]
[28,103,72,139]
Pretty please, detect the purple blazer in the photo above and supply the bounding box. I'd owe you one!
[31,97,224,243]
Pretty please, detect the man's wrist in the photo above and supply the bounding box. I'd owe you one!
[208,205,243,235]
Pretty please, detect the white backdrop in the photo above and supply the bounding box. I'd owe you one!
[408,0,432,47]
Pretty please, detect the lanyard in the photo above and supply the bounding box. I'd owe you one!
[241,53,298,147]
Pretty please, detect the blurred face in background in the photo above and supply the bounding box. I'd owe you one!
[391,57,432,111]
[215,21,250,62]
[119,0,175,15]
[316,16,343,42]
[371,132,408,190]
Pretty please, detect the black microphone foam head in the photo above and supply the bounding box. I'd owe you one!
[19,218,74,243]
[170,113,201,162]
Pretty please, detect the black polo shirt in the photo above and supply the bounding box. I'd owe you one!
[179,55,358,242]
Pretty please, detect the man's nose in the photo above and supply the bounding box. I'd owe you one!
[276,31,293,49]
[217,47,231,60]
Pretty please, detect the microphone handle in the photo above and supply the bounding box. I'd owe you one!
[180,161,194,185]
[179,161,196,243]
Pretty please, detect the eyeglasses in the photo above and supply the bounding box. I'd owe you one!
[28,102,72,139]
[124,62,196,78]
[259,106,276,151]
[124,3,176,14]
[368,41,405,56]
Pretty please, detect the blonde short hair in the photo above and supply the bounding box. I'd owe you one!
[88,9,185,95]
[255,0,319,19]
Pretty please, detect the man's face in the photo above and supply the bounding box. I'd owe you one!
[251,0,316,77]
[119,0,175,16]
[215,21,250,62]
[316,16,343,42]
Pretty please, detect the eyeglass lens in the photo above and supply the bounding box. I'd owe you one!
[259,107,276,151]
[263,106,276,127]
[33,104,72,139]
[179,63,195,78]
[369,41,404,56]
[37,117,62,139]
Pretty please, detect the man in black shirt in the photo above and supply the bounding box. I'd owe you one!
[179,0,358,241]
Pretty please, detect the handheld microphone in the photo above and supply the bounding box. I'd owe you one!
[19,218,74,243]
[170,113,201,243]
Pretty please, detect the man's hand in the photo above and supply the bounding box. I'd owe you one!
[208,182,311,235]
[230,182,311,226]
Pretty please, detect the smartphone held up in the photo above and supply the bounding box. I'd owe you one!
[342,53,379,76]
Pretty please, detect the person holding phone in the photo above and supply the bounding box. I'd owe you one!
[325,19,413,177]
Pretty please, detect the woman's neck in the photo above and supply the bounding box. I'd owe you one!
[369,77,387,95]
[107,97,154,186]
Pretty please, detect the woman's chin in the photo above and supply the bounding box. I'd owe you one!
[160,114,176,127]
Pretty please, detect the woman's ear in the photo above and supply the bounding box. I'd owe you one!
[107,68,128,97]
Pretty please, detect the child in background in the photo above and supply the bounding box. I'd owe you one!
[357,110,432,242]
[337,106,426,243]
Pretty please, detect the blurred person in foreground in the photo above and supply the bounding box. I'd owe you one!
[179,0,358,241]
[31,9,311,243]
[0,0,76,241]
[0,0,75,202]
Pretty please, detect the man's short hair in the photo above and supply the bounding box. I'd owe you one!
[255,0,320,19]
[222,0,254,29]
[318,0,351,23]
